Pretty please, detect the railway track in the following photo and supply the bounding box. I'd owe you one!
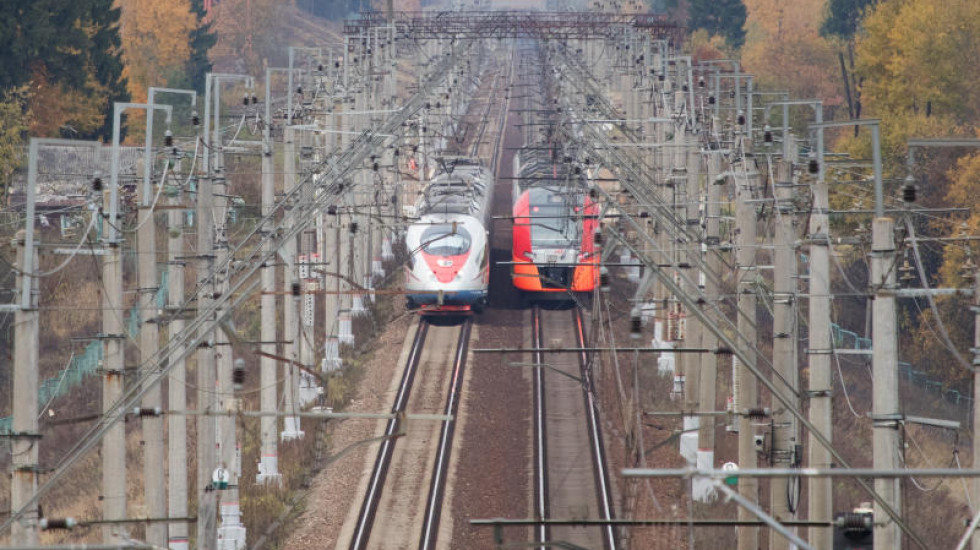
[348,318,472,550]
[531,305,618,550]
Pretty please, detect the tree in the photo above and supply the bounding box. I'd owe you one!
[821,0,876,39]
[118,0,197,102]
[689,0,747,49]
[659,0,746,49]
[0,0,129,140]
[183,0,216,93]
[741,0,842,103]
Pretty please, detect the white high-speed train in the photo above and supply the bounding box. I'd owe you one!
[404,159,494,314]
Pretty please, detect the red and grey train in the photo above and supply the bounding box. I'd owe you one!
[511,146,599,301]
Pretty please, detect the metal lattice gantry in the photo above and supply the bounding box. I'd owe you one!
[344,10,685,42]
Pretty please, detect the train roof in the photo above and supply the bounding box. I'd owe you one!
[415,159,493,218]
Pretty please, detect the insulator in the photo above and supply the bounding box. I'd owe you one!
[682,85,689,92]
[737,112,746,126]
[242,94,249,106]
[698,76,705,88]
[91,174,104,192]
[350,221,358,234]
[251,93,258,105]
[164,130,173,147]
[296,86,303,95]
[729,89,736,99]
[708,95,715,105]
[600,266,610,292]
[630,313,642,339]
[657,74,665,82]
[372,162,379,171]
[639,211,649,218]
[317,63,324,72]
[130,407,162,417]
[574,166,581,175]
[435,102,442,109]
[335,61,340,68]
[327,205,337,216]
[763,125,773,143]
[594,230,603,245]
[40,518,77,530]
[838,512,873,533]
[425,102,431,109]
[291,282,301,297]
[191,111,200,126]
[393,148,400,157]
[745,407,771,419]
[808,158,820,174]
[232,358,245,391]
[903,174,917,202]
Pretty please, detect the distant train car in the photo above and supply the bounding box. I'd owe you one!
[511,147,599,300]
[405,160,494,314]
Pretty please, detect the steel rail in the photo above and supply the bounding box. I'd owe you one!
[350,319,429,550]
[418,319,473,550]
[532,305,550,549]
[572,308,618,550]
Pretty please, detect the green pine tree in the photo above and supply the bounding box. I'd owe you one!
[821,0,877,39]
[183,0,216,93]
[688,0,746,50]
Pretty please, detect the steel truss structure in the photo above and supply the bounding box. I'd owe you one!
[344,10,685,42]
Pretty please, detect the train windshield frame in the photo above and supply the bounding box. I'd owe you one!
[421,224,472,256]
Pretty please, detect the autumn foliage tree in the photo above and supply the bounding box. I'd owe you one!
[741,0,843,104]
[0,0,129,140]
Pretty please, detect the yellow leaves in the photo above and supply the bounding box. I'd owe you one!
[117,0,197,103]
[741,0,843,103]
[856,0,980,125]
[28,64,108,138]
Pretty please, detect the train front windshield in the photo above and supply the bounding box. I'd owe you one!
[529,203,581,248]
[421,225,472,256]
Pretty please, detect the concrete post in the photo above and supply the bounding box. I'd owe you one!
[735,144,761,550]
[103,104,129,546]
[696,150,722,492]
[770,158,799,550]
[972,268,980,550]
[872,215,900,550]
[257,97,281,484]
[167,174,189,550]
[282,126,303,440]
[10,234,39,546]
[807,120,832,549]
[196,75,218,550]
[138,125,166,550]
